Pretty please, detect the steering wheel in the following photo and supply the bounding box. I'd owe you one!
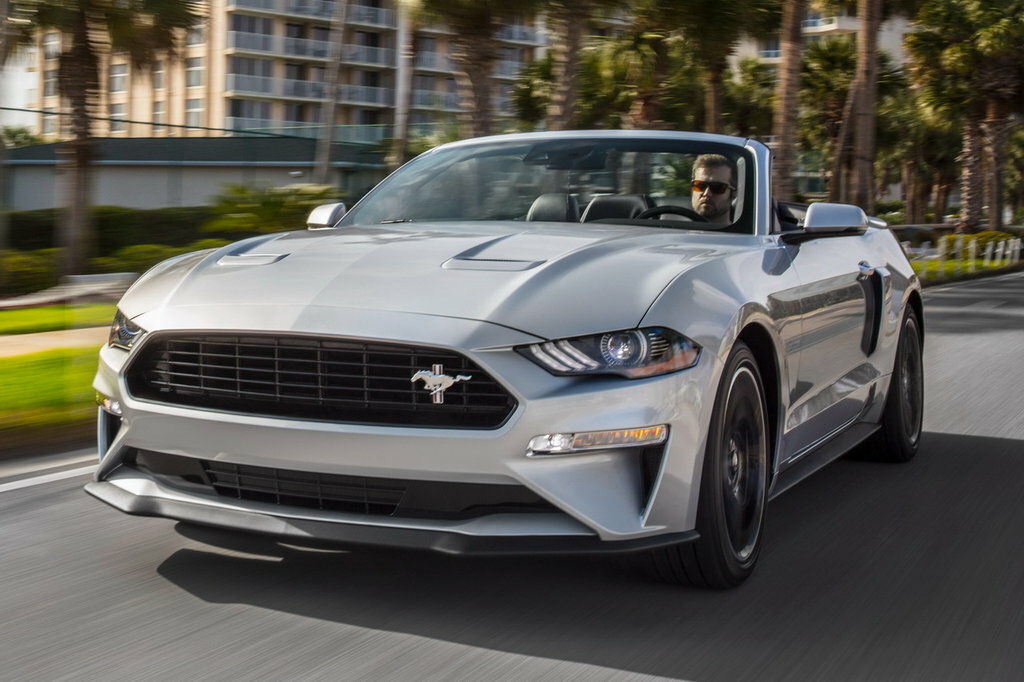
[636,205,708,222]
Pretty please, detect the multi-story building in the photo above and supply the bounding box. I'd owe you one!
[30,0,545,144]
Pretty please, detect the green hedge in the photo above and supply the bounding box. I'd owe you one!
[5,206,254,256]
[1,239,232,296]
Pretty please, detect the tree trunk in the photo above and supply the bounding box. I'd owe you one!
[933,181,951,224]
[771,0,805,203]
[979,98,1011,232]
[829,88,856,203]
[314,0,349,184]
[546,1,586,131]
[58,4,99,277]
[387,9,415,170]
[703,61,726,134]
[850,0,881,213]
[957,117,984,234]
[451,23,499,138]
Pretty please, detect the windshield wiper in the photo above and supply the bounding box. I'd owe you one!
[380,218,413,224]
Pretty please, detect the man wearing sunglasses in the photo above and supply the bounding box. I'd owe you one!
[691,154,737,225]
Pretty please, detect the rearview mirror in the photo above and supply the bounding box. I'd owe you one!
[306,202,347,229]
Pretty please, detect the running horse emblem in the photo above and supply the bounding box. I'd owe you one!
[411,364,472,404]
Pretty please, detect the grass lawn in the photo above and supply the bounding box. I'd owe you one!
[911,259,1019,279]
[0,347,99,434]
[0,303,115,335]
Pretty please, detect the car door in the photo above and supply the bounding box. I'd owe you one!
[782,234,888,460]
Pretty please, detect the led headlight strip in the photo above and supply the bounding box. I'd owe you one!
[529,425,668,455]
[517,327,699,378]
[108,309,147,350]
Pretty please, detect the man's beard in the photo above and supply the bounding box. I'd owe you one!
[697,200,728,220]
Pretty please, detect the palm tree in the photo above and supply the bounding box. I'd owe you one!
[13,0,200,276]
[771,0,806,203]
[907,0,1024,232]
[657,0,780,133]
[543,0,623,130]
[724,58,775,138]
[800,36,857,194]
[414,0,541,138]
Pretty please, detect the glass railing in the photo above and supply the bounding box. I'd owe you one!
[283,78,327,99]
[228,31,276,53]
[344,44,396,66]
[349,4,396,27]
[284,36,331,59]
[226,74,276,94]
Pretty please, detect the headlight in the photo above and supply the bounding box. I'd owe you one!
[108,309,146,350]
[516,327,700,378]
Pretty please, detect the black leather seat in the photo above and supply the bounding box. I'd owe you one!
[526,193,581,222]
[580,194,653,222]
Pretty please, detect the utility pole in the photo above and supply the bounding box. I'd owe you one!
[314,0,349,185]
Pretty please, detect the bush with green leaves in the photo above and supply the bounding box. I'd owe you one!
[203,183,343,234]
[1,249,61,295]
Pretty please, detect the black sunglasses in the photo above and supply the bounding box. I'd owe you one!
[691,180,735,195]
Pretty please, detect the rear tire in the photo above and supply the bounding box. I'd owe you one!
[864,308,923,462]
[652,342,769,589]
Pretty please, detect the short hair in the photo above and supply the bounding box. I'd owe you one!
[693,154,737,187]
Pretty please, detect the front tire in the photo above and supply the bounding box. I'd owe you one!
[652,342,769,589]
[866,308,923,462]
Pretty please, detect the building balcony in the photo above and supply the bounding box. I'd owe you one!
[282,0,334,20]
[282,78,327,99]
[228,31,276,54]
[414,51,457,72]
[226,73,276,95]
[411,89,459,110]
[494,60,523,79]
[341,84,395,106]
[349,4,396,28]
[344,44,396,67]
[801,15,859,34]
[496,25,539,43]
[285,36,331,59]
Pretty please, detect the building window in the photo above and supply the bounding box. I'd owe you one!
[109,63,127,92]
[153,101,165,133]
[229,98,271,120]
[186,26,204,45]
[285,63,306,81]
[186,57,203,87]
[152,60,164,89]
[284,103,307,123]
[43,114,56,134]
[109,103,126,133]
[231,14,273,34]
[186,98,203,127]
[44,69,57,97]
[230,57,273,77]
[43,33,60,60]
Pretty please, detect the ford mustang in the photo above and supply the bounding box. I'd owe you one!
[86,131,924,588]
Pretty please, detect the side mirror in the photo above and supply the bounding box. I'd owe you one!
[306,202,347,229]
[803,202,869,233]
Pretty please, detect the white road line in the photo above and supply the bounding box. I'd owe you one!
[0,465,96,493]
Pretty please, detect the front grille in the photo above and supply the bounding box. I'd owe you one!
[126,334,516,428]
[203,460,405,515]
[131,451,559,520]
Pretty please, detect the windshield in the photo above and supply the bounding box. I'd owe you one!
[339,137,755,233]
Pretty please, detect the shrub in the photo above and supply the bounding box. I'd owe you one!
[964,230,1015,256]
[1,249,61,295]
[203,183,343,234]
[874,200,905,214]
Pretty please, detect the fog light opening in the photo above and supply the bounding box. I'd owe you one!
[528,425,668,456]
[96,392,122,416]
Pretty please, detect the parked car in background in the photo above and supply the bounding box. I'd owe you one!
[87,131,924,588]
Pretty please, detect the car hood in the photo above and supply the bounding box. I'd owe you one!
[123,222,740,340]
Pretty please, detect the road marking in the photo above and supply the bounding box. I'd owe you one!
[0,465,96,493]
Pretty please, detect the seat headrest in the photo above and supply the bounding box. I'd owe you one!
[527,193,581,222]
[581,194,653,222]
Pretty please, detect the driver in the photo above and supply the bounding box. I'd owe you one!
[692,154,737,225]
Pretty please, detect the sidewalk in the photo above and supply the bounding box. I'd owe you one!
[0,326,108,357]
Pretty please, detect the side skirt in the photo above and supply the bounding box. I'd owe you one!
[768,422,880,500]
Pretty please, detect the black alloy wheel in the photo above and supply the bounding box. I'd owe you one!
[869,308,924,462]
[652,341,769,589]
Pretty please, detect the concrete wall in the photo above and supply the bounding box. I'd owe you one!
[5,163,384,210]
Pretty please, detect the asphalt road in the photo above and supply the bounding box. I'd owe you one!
[2,272,1023,681]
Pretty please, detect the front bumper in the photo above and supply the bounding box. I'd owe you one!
[84,479,698,555]
[90,307,719,552]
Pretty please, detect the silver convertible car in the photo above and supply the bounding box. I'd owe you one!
[87,131,924,588]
